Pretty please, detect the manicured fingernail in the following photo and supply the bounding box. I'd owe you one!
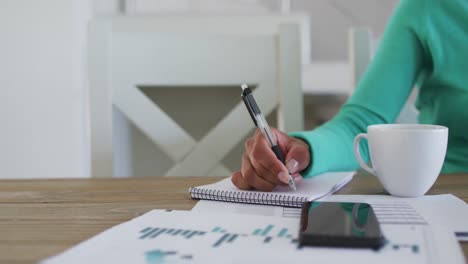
[293,174,303,184]
[286,159,299,174]
[277,171,290,184]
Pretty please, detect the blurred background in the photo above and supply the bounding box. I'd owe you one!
[1,0,398,179]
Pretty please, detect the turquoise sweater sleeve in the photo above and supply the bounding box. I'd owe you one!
[291,0,427,177]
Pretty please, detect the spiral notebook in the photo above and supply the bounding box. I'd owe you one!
[189,171,355,208]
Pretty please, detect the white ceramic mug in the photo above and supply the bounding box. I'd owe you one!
[353,124,448,197]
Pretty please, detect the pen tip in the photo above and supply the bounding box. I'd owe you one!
[241,84,249,90]
[289,178,297,191]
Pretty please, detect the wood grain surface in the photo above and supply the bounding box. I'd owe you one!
[0,173,466,263]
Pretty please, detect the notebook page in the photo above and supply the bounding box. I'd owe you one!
[190,171,354,201]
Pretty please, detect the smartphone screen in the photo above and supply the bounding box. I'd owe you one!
[299,202,385,249]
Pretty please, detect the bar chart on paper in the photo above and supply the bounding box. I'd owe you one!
[133,213,302,264]
[144,249,193,264]
[138,224,298,249]
[42,210,464,264]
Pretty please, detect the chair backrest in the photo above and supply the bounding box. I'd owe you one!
[348,27,419,124]
[88,16,303,177]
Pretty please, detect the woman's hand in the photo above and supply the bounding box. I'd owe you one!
[231,128,310,191]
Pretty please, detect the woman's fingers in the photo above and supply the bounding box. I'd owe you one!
[231,128,311,192]
[231,170,252,190]
[249,129,289,185]
[240,153,276,192]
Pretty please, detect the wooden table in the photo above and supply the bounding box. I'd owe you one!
[0,172,467,263]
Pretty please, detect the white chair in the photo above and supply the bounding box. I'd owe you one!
[88,16,303,178]
[348,27,419,124]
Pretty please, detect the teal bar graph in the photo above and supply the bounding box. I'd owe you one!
[253,229,261,235]
[253,225,277,236]
[145,249,165,264]
[140,228,160,239]
[141,227,152,233]
[261,225,273,236]
[392,243,420,254]
[186,231,198,239]
[139,225,298,250]
[145,249,193,264]
[227,234,238,243]
[278,228,288,238]
[172,229,182,236]
[213,234,230,248]
[139,227,206,240]
[151,228,167,238]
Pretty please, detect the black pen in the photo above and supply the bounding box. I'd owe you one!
[241,84,297,191]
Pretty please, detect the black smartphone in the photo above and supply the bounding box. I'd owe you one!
[298,201,385,250]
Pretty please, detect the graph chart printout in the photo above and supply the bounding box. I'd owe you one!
[41,210,464,264]
[138,224,297,248]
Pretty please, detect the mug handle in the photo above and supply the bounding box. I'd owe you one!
[353,133,376,175]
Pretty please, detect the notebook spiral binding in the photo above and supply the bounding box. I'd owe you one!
[189,187,308,208]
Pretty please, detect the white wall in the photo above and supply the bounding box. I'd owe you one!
[0,0,396,179]
[94,0,123,15]
[0,0,91,178]
[119,0,397,61]
[293,0,397,60]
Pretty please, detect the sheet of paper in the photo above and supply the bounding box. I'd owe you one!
[324,194,468,241]
[42,210,464,264]
[193,194,468,241]
[192,200,301,219]
[407,195,468,241]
